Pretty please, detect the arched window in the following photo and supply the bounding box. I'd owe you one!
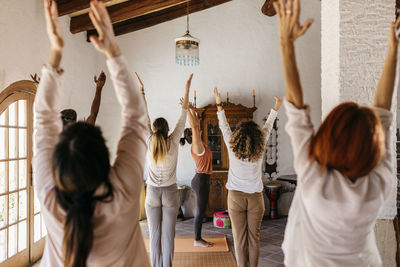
[0,80,44,266]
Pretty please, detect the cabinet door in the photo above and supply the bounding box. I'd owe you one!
[205,172,228,218]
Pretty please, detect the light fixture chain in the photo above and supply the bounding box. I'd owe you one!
[186,1,190,34]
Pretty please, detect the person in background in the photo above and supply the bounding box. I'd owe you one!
[31,70,106,127]
[138,71,193,267]
[214,88,282,267]
[34,0,149,266]
[180,104,213,248]
[273,0,398,265]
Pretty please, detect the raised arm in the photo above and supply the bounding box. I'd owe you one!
[187,105,204,154]
[170,74,193,142]
[214,88,232,143]
[89,0,146,198]
[273,0,313,108]
[262,96,282,137]
[135,72,152,135]
[86,71,106,125]
[33,0,64,199]
[373,17,400,110]
[30,73,41,85]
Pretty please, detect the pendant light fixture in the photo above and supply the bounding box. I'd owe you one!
[175,1,200,66]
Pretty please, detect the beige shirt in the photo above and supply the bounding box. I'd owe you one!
[217,109,278,193]
[282,100,393,267]
[146,108,187,187]
[33,56,150,267]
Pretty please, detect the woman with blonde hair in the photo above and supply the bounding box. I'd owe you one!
[34,0,149,266]
[273,0,399,265]
[137,73,193,267]
[213,88,282,267]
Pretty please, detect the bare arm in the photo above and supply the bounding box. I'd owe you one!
[170,74,193,142]
[181,74,193,109]
[187,105,204,154]
[273,0,313,108]
[373,18,400,110]
[86,71,106,125]
[135,72,152,134]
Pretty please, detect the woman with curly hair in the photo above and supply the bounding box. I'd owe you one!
[274,0,399,265]
[213,88,282,267]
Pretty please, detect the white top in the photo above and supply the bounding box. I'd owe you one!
[146,109,187,187]
[33,56,150,267]
[217,109,278,193]
[282,100,393,267]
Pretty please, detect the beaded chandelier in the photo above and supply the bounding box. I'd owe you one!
[175,1,199,66]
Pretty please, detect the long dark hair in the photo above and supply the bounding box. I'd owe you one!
[151,118,169,163]
[52,122,113,267]
[180,128,192,145]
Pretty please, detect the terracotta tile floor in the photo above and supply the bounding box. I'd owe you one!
[140,216,287,267]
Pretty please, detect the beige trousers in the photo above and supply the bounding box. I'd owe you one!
[228,190,265,267]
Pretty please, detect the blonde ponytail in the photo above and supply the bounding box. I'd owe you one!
[151,131,168,164]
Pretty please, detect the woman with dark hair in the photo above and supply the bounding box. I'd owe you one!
[181,106,213,248]
[273,0,399,266]
[34,1,149,266]
[137,72,193,267]
[213,88,282,267]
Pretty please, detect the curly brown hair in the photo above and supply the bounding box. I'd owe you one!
[229,120,266,162]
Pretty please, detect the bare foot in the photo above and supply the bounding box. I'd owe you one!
[194,239,213,248]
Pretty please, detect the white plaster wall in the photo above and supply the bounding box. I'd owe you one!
[0,0,102,124]
[99,0,322,186]
[322,0,397,219]
[321,0,340,117]
[0,0,322,195]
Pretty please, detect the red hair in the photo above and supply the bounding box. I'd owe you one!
[309,102,385,180]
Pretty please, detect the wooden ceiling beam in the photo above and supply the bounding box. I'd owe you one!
[55,0,113,16]
[70,0,189,34]
[86,0,231,37]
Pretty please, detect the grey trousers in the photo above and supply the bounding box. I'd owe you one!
[145,184,179,267]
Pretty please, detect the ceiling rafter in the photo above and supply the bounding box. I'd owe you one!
[86,0,230,37]
[70,0,190,34]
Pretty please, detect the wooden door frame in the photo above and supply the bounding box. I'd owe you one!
[0,80,40,267]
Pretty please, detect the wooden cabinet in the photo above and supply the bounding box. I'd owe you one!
[196,102,257,217]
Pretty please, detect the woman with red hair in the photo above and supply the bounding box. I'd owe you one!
[274,0,399,266]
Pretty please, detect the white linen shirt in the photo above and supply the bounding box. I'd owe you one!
[146,109,187,187]
[217,109,278,193]
[33,56,150,267]
[282,100,393,267]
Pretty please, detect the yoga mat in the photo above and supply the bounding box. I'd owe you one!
[144,235,229,253]
[172,252,237,267]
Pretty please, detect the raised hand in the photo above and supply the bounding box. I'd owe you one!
[188,102,195,110]
[44,0,64,68]
[135,72,144,92]
[389,16,400,49]
[214,88,222,104]
[180,73,193,109]
[185,73,193,94]
[30,73,41,84]
[88,0,121,58]
[187,107,200,130]
[273,96,283,111]
[44,0,64,52]
[94,71,106,88]
[273,0,313,43]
